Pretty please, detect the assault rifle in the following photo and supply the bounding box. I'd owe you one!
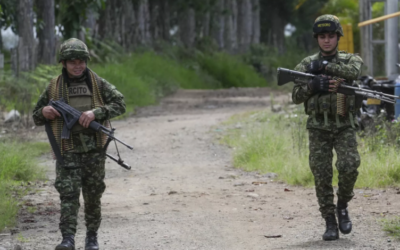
[44,98,132,170]
[277,67,400,104]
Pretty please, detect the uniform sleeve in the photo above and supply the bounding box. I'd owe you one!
[93,79,126,121]
[325,54,363,82]
[292,58,313,104]
[32,87,50,126]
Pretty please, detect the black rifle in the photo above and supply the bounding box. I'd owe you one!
[44,98,132,170]
[277,67,400,104]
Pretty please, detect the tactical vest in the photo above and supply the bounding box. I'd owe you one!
[304,51,358,128]
[68,82,93,132]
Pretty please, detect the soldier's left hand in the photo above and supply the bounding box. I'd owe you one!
[307,60,326,74]
[79,111,95,128]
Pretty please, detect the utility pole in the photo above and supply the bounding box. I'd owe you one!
[359,0,399,78]
[385,0,398,80]
[359,0,372,75]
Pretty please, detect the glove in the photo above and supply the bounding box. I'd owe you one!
[308,75,330,93]
[306,60,327,74]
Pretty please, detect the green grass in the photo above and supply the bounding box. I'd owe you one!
[382,217,400,240]
[0,180,19,231]
[220,108,400,188]
[198,52,268,88]
[0,140,49,231]
[220,109,315,186]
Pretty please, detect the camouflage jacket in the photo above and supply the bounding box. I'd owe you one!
[32,70,126,153]
[292,50,363,131]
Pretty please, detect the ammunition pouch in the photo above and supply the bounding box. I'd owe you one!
[305,93,358,128]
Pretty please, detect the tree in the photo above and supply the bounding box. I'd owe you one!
[36,0,56,64]
[16,0,35,73]
[237,0,252,53]
[55,0,104,40]
[177,1,196,48]
[224,0,237,52]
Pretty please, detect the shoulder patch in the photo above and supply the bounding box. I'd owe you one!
[338,52,353,60]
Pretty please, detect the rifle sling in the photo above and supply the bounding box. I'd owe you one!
[45,121,64,165]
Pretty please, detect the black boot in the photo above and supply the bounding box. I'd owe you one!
[85,231,99,250]
[55,234,75,250]
[337,202,352,234]
[322,214,339,241]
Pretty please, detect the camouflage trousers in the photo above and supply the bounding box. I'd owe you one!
[55,151,106,235]
[308,128,360,218]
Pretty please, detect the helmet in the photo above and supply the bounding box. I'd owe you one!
[313,14,344,37]
[58,38,90,62]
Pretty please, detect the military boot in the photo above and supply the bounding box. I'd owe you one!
[337,201,352,234]
[85,231,99,250]
[322,214,339,241]
[55,234,75,250]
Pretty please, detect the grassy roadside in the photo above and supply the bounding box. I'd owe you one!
[219,108,400,239]
[220,109,400,187]
[0,140,49,231]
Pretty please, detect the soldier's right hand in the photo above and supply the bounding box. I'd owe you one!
[308,75,331,93]
[42,106,61,120]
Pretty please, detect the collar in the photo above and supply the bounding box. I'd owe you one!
[319,50,338,63]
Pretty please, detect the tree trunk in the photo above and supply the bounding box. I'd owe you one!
[270,4,285,54]
[224,0,237,52]
[0,28,3,51]
[97,2,114,41]
[17,0,35,74]
[201,11,210,38]
[158,0,171,41]
[120,0,135,51]
[211,0,225,49]
[251,0,260,45]
[179,7,196,48]
[37,0,55,65]
[149,0,160,42]
[84,7,97,38]
[237,0,252,53]
[136,0,151,45]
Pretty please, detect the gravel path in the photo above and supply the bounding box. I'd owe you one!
[1,88,399,250]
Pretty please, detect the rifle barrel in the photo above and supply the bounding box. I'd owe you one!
[340,85,400,99]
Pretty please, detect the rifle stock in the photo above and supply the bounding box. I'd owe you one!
[277,67,315,86]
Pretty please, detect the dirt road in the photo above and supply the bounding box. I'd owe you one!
[1,88,400,250]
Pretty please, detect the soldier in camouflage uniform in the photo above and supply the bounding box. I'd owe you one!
[32,38,126,250]
[292,15,363,241]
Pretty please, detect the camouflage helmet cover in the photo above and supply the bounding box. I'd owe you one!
[313,14,344,37]
[58,38,90,62]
